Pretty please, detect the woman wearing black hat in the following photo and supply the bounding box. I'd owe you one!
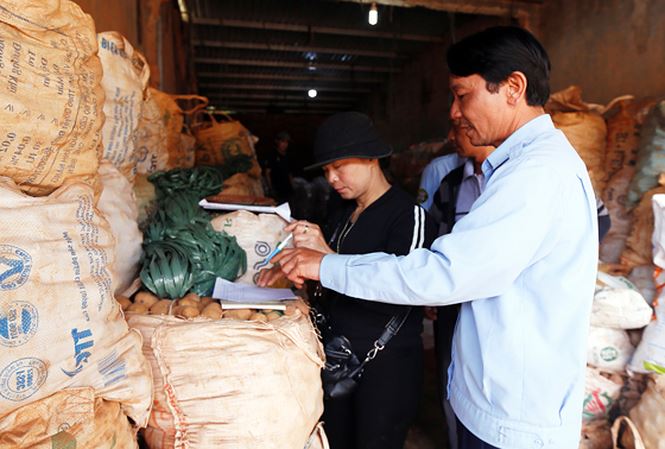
[260,112,437,449]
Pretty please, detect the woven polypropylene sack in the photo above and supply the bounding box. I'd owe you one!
[127,311,324,449]
[98,161,143,295]
[98,31,150,182]
[210,210,289,285]
[0,0,104,196]
[621,181,665,269]
[0,177,152,425]
[628,100,665,206]
[193,113,262,178]
[220,172,265,198]
[629,375,665,449]
[583,367,623,422]
[601,167,635,263]
[0,387,137,449]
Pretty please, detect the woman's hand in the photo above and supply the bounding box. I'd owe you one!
[285,220,335,254]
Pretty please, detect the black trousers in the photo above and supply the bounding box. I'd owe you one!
[322,342,423,449]
[457,418,500,449]
[434,304,461,449]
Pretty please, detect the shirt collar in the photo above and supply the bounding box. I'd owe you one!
[482,114,554,177]
[463,158,476,179]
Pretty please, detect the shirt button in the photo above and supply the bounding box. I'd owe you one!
[534,438,544,448]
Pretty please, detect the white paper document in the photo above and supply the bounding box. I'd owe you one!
[199,200,293,222]
[212,278,297,302]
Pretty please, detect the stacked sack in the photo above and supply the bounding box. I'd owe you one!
[192,111,264,197]
[0,2,152,447]
[581,269,653,448]
[123,297,326,449]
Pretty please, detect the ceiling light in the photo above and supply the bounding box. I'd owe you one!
[308,89,318,98]
[368,3,378,26]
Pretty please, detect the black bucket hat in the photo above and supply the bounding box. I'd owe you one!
[306,112,392,170]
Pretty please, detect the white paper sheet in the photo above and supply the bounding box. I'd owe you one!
[212,278,296,302]
[199,200,293,222]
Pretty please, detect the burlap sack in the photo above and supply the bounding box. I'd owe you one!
[604,97,658,184]
[193,112,262,178]
[0,177,152,425]
[0,387,137,449]
[220,172,265,198]
[210,210,289,285]
[135,89,207,175]
[98,31,150,181]
[579,419,612,449]
[546,86,608,194]
[0,0,104,196]
[127,311,324,449]
[98,161,143,295]
[601,167,635,263]
[135,89,169,175]
[629,375,665,449]
[134,173,158,226]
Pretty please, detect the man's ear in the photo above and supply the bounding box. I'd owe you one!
[505,71,528,105]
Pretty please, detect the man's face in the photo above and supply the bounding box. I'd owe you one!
[276,139,289,155]
[449,74,512,147]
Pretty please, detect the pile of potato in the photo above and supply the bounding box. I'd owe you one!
[116,291,309,322]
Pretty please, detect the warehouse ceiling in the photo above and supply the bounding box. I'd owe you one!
[188,0,543,114]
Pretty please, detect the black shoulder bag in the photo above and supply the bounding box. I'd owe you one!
[311,285,412,400]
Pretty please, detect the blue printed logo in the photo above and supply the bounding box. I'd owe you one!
[0,302,38,347]
[0,357,47,401]
[61,328,94,378]
[0,245,32,291]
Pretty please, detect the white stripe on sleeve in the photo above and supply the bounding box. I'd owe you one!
[409,205,422,252]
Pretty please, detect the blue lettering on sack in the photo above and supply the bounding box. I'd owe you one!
[0,357,47,401]
[0,245,32,291]
[0,301,38,347]
[61,328,94,378]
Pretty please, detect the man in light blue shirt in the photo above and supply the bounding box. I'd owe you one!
[417,152,463,209]
[267,27,598,449]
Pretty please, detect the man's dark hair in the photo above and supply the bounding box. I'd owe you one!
[446,26,551,106]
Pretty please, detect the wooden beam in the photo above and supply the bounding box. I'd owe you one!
[205,92,357,102]
[191,18,442,42]
[223,108,344,115]
[197,71,386,84]
[335,0,541,17]
[196,57,400,73]
[193,40,404,59]
[200,83,372,93]
[214,99,354,107]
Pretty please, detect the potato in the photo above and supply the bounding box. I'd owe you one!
[250,312,268,322]
[223,308,253,320]
[201,303,223,320]
[149,299,172,316]
[174,305,200,318]
[116,295,132,311]
[181,292,201,303]
[135,291,159,308]
[198,296,215,311]
[266,311,282,322]
[126,303,149,314]
[285,298,309,316]
[177,297,198,308]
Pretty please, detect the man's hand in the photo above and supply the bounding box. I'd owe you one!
[264,247,325,288]
[257,265,285,287]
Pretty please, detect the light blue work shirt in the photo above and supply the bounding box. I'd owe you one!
[321,114,598,449]
[418,153,464,210]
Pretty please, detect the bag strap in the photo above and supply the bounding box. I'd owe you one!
[311,283,411,366]
[362,308,411,363]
